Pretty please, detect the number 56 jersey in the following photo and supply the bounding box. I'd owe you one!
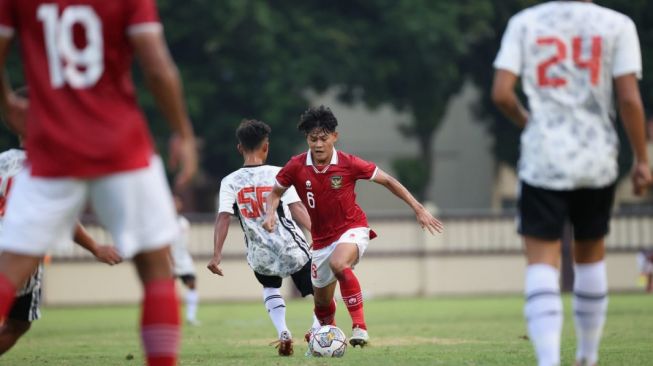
[493,2,642,190]
[218,165,310,277]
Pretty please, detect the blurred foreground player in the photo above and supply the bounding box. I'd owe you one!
[208,119,319,356]
[0,0,197,365]
[492,1,651,365]
[263,106,443,348]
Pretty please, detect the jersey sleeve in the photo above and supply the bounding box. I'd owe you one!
[281,185,302,205]
[217,179,237,215]
[351,155,378,180]
[275,160,297,189]
[612,18,642,79]
[0,0,16,38]
[126,0,162,36]
[493,15,524,75]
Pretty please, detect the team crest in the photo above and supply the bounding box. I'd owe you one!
[330,176,343,189]
[306,180,312,190]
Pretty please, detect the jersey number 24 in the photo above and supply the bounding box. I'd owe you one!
[537,36,602,87]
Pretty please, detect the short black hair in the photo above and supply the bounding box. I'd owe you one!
[236,119,271,151]
[297,105,338,135]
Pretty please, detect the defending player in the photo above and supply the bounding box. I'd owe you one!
[492,1,651,365]
[170,195,200,326]
[263,106,443,348]
[0,148,122,355]
[0,1,197,365]
[208,119,319,356]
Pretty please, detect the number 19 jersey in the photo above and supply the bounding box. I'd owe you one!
[218,165,310,277]
[0,0,159,178]
[494,2,642,190]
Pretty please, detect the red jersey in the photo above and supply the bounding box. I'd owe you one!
[0,0,159,177]
[276,149,378,250]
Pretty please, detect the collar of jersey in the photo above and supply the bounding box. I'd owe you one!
[305,148,338,173]
[242,164,265,168]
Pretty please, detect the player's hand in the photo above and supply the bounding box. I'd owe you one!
[3,93,28,137]
[262,215,276,233]
[416,206,444,235]
[631,161,652,196]
[207,255,224,276]
[94,245,123,265]
[168,133,198,191]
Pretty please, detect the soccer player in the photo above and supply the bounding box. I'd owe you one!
[0,1,198,365]
[492,1,651,365]
[208,119,319,356]
[0,147,122,355]
[263,106,443,348]
[170,194,200,326]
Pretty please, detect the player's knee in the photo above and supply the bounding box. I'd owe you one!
[328,260,350,278]
[2,319,31,337]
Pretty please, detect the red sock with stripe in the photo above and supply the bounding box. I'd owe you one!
[336,268,366,330]
[0,274,16,320]
[314,298,336,326]
[141,278,180,366]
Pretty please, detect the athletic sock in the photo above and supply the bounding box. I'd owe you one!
[314,298,337,326]
[573,261,608,365]
[335,268,366,330]
[185,289,199,322]
[141,278,180,366]
[0,274,16,320]
[524,264,562,366]
[262,287,288,338]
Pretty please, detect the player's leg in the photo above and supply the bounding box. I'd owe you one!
[570,185,614,366]
[179,275,199,325]
[91,156,180,366]
[519,182,566,366]
[0,254,40,319]
[311,245,338,327]
[288,260,321,341]
[0,275,41,356]
[254,272,293,356]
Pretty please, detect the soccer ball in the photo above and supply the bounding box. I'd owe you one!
[308,325,347,357]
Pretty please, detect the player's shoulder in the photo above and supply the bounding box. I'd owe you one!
[336,150,369,165]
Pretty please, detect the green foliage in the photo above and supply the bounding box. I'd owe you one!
[4,294,653,365]
[392,157,430,201]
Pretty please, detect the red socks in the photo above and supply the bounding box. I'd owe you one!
[0,274,16,320]
[314,298,337,326]
[336,268,366,330]
[141,279,180,366]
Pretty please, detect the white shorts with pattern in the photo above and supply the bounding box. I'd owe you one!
[310,227,370,288]
[0,156,178,259]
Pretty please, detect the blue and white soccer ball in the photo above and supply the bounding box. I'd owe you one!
[308,325,347,357]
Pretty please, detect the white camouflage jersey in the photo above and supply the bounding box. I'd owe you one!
[494,2,642,190]
[171,215,195,276]
[218,165,310,277]
[0,149,43,297]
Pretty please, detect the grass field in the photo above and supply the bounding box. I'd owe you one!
[3,293,652,365]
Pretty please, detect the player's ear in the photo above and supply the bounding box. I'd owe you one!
[262,141,269,154]
[332,131,339,143]
[237,143,243,154]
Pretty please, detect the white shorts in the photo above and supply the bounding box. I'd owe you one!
[311,227,370,288]
[171,246,195,276]
[0,156,178,259]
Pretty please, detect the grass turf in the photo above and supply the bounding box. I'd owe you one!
[3,293,652,365]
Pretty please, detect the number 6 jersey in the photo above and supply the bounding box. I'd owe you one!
[493,1,642,190]
[0,0,159,178]
[218,165,310,277]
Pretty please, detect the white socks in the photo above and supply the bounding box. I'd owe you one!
[573,261,608,365]
[263,287,289,338]
[185,289,199,322]
[524,264,562,366]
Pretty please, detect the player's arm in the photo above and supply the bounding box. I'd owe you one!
[491,69,529,129]
[615,74,652,195]
[73,223,122,265]
[263,185,288,233]
[289,201,311,231]
[207,212,232,276]
[372,169,443,235]
[129,30,197,190]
